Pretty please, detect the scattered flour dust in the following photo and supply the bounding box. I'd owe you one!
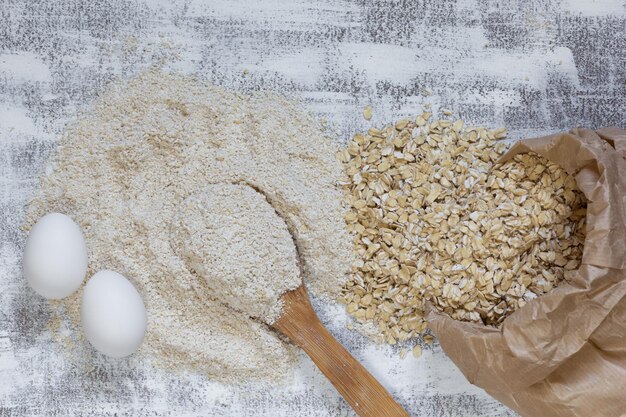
[25,70,353,383]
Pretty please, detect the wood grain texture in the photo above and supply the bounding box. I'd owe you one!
[275,285,409,417]
[0,0,624,416]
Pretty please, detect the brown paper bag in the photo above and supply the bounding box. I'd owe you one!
[427,128,626,417]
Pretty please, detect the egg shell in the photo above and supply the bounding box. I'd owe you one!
[23,213,88,299]
[81,270,147,358]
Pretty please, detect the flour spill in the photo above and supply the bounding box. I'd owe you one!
[25,71,353,383]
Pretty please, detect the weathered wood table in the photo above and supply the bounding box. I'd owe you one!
[1,1,623,416]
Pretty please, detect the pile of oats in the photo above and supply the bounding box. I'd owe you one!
[338,111,586,344]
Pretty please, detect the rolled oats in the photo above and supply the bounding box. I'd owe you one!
[339,111,586,344]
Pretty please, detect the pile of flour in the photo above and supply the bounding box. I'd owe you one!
[25,71,352,383]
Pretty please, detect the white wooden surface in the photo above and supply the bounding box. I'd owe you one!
[1,1,624,416]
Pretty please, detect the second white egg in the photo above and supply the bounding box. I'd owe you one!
[81,270,147,358]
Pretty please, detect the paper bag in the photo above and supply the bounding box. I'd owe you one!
[427,128,626,417]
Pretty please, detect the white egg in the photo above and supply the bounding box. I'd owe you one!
[81,270,147,358]
[23,213,88,299]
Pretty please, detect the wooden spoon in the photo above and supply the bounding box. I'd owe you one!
[273,262,410,417]
[226,183,408,416]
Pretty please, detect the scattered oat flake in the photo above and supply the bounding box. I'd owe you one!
[363,105,373,121]
[412,345,422,358]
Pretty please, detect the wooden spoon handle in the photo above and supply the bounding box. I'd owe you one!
[298,319,410,417]
[274,287,410,417]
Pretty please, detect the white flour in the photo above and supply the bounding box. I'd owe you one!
[170,183,301,324]
[24,70,353,383]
